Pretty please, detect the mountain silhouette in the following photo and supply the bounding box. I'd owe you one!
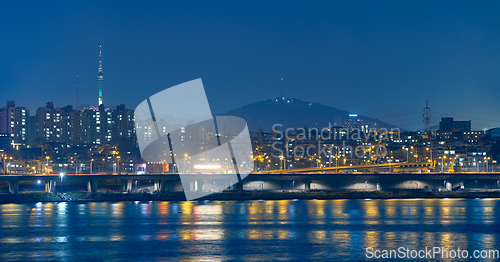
[223,97,401,132]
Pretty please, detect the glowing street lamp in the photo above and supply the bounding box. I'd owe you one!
[410,146,414,163]
[403,147,409,163]
[116,156,121,174]
[45,156,50,173]
[336,155,340,173]
[484,157,491,172]
[2,155,6,174]
[426,147,433,168]
[7,156,12,174]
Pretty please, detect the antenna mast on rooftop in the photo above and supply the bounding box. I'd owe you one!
[280,78,284,100]
[423,100,431,131]
[76,75,79,110]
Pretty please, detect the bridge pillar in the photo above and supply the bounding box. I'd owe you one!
[8,181,19,194]
[120,179,128,192]
[196,179,204,192]
[153,179,164,192]
[160,178,168,193]
[445,182,452,191]
[127,179,133,192]
[160,179,169,193]
[45,180,55,193]
[304,181,311,190]
[155,179,167,193]
[87,179,98,193]
[153,180,158,192]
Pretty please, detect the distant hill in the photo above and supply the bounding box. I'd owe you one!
[222,97,402,132]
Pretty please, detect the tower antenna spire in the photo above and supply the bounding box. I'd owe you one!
[76,75,79,110]
[97,43,104,106]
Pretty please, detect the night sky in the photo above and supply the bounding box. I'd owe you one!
[1,1,499,130]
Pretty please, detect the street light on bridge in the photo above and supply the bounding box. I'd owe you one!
[426,147,434,169]
[117,156,121,174]
[403,147,409,163]
[484,157,491,172]
[442,156,447,173]
[45,156,50,174]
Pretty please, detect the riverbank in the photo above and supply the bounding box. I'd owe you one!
[1,190,500,203]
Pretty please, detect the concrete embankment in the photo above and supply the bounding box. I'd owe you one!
[0,190,499,204]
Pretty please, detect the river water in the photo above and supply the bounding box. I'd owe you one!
[0,199,499,261]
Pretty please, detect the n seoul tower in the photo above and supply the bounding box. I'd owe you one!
[97,44,104,106]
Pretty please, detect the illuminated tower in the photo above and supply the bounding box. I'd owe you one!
[423,100,431,131]
[97,45,104,106]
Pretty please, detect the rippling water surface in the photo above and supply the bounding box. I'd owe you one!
[0,199,499,261]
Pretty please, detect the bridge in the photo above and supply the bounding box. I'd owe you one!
[0,174,180,194]
[1,172,499,194]
[255,162,433,174]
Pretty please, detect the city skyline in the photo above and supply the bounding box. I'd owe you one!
[1,2,500,261]
[1,1,499,131]
[0,39,496,133]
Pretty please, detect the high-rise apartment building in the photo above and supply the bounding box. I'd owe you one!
[35,102,135,146]
[0,101,29,147]
[36,102,80,145]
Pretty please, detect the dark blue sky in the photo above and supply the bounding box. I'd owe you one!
[1,0,499,130]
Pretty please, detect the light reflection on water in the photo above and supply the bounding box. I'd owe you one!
[0,199,498,261]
